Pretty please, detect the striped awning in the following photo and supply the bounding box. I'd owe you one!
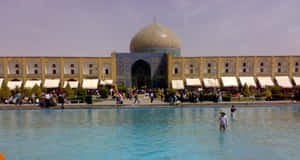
[185,78,201,86]
[44,79,60,88]
[172,80,184,89]
[24,80,41,88]
[275,76,293,88]
[82,79,98,89]
[221,77,238,87]
[293,77,300,86]
[100,80,113,85]
[257,77,274,88]
[64,81,79,88]
[7,81,22,90]
[203,78,219,88]
[239,76,256,87]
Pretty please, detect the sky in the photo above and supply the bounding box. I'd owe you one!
[0,0,300,57]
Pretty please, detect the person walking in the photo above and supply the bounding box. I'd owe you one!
[116,92,120,104]
[120,93,124,104]
[16,92,21,106]
[134,92,139,104]
[32,93,36,104]
[58,93,65,109]
[45,92,50,108]
[230,105,237,119]
[150,92,154,103]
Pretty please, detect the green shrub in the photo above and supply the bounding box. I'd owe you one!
[167,88,176,96]
[271,86,281,95]
[118,85,128,94]
[99,87,109,98]
[75,87,87,97]
[283,93,293,100]
[222,95,231,101]
[64,83,74,98]
[271,86,283,100]
[15,86,21,93]
[31,84,41,98]
[262,86,272,97]
[85,95,93,104]
[241,84,251,97]
[272,94,284,100]
[255,94,264,98]
[0,81,11,100]
[66,96,85,103]
[24,88,32,98]
[204,94,217,102]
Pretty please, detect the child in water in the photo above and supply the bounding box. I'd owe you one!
[231,105,237,119]
[219,110,228,131]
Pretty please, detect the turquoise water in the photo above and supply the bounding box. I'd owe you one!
[0,107,300,160]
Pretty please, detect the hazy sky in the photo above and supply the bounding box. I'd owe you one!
[0,0,300,57]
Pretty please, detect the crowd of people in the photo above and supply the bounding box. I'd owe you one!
[3,90,66,108]
[111,87,206,105]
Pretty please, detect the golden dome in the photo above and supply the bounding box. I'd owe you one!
[130,23,181,53]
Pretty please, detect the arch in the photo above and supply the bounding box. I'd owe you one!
[173,62,181,75]
[275,58,288,73]
[131,59,151,89]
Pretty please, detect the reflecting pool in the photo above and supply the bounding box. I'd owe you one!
[0,106,300,160]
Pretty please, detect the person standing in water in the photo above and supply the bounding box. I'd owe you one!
[231,105,237,119]
[219,110,228,131]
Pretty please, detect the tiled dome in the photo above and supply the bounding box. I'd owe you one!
[130,23,181,56]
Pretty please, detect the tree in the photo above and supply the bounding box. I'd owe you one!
[262,86,272,97]
[99,87,109,98]
[241,84,251,97]
[117,85,128,94]
[15,86,21,93]
[24,88,32,98]
[64,83,74,98]
[167,88,177,96]
[31,84,42,98]
[75,87,87,97]
[0,81,11,100]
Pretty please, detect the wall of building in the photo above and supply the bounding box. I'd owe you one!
[1,55,300,89]
[168,55,300,87]
[0,57,113,88]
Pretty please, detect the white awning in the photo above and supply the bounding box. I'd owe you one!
[64,81,79,88]
[0,78,3,87]
[7,81,22,90]
[275,76,293,88]
[239,76,256,88]
[293,77,300,86]
[100,80,113,85]
[172,80,184,89]
[44,79,60,88]
[221,77,238,87]
[185,78,201,86]
[257,77,274,88]
[24,80,41,88]
[82,79,98,89]
[203,78,219,88]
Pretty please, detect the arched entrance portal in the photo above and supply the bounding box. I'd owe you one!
[131,60,151,89]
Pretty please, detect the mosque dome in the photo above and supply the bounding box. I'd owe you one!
[130,23,181,57]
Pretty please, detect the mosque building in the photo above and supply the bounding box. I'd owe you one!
[0,22,300,90]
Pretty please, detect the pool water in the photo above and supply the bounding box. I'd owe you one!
[0,107,299,160]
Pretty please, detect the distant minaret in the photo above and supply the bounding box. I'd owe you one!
[153,16,157,24]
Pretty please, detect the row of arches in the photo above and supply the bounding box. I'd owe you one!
[1,62,111,76]
[172,59,300,75]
